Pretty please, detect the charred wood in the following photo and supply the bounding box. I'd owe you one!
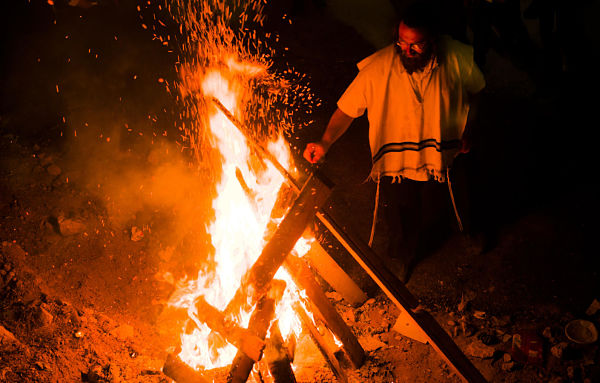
[162,353,210,383]
[227,281,285,383]
[224,173,333,318]
[284,254,365,369]
[245,173,333,300]
[194,296,265,362]
[293,303,348,383]
[264,321,297,383]
[316,209,487,383]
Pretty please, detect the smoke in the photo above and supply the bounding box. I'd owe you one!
[39,2,219,277]
[59,103,218,280]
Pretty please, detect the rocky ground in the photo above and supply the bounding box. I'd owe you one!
[1,0,600,382]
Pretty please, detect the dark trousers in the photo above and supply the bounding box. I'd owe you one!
[380,177,451,264]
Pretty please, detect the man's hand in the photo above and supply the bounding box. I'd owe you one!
[302,108,355,164]
[303,142,327,164]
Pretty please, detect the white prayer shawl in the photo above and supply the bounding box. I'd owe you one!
[337,36,485,182]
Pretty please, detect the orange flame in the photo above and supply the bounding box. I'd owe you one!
[161,0,319,373]
[169,64,314,370]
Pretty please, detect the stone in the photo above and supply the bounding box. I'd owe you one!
[368,307,390,330]
[491,315,512,328]
[130,226,143,241]
[110,324,134,340]
[340,306,356,323]
[58,217,86,236]
[67,308,83,327]
[358,334,387,352]
[362,298,376,307]
[85,364,104,383]
[33,306,53,327]
[325,291,343,302]
[586,299,600,316]
[473,310,486,319]
[465,340,495,359]
[501,360,515,371]
[0,324,19,345]
[39,154,53,167]
[47,164,61,176]
[550,342,568,359]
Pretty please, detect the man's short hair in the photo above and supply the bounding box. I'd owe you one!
[400,0,441,37]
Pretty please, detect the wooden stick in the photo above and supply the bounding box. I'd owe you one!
[284,254,365,369]
[227,280,287,383]
[303,233,367,306]
[195,296,266,362]
[210,96,300,193]
[224,172,333,318]
[162,353,210,383]
[265,321,297,383]
[316,209,488,383]
[293,303,348,383]
[245,173,333,298]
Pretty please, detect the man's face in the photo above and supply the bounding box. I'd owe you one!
[396,21,432,73]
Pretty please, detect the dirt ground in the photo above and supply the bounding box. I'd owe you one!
[1,0,599,382]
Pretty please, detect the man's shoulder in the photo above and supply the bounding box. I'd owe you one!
[356,44,396,72]
[439,36,475,65]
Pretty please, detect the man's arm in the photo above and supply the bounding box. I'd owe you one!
[303,108,355,163]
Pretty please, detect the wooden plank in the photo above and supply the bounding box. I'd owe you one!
[227,296,277,383]
[284,254,365,369]
[316,209,487,383]
[293,303,348,383]
[224,172,334,319]
[245,172,333,299]
[264,321,297,383]
[393,307,428,344]
[162,353,210,383]
[303,232,367,306]
[194,296,266,362]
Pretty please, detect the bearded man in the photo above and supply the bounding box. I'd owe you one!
[303,1,486,282]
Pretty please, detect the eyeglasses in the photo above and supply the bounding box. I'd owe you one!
[395,39,427,55]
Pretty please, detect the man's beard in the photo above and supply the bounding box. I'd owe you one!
[398,47,434,74]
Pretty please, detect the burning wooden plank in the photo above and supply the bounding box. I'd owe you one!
[194,296,266,362]
[162,353,210,383]
[224,172,333,318]
[316,209,488,383]
[264,321,297,383]
[227,280,286,383]
[244,172,333,300]
[302,233,367,306]
[293,302,348,383]
[284,254,365,369]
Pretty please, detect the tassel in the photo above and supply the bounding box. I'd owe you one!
[368,178,381,247]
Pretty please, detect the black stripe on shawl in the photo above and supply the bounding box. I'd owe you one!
[372,139,460,163]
